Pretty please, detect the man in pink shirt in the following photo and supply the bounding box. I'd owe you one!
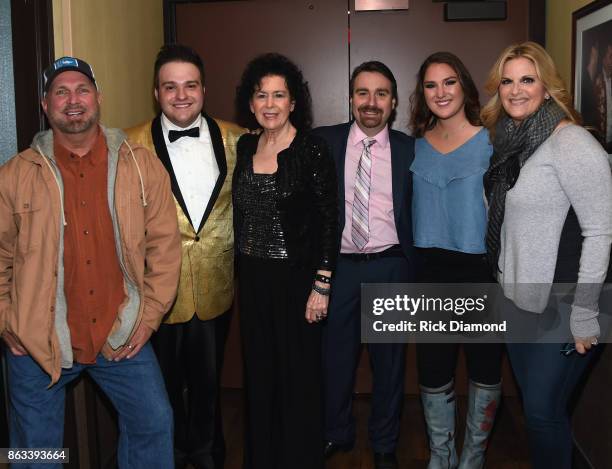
[314,61,415,469]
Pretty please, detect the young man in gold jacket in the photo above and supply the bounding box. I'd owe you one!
[126,44,245,469]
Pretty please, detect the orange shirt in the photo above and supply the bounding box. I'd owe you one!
[54,129,125,364]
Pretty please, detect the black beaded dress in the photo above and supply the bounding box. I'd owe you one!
[233,131,337,469]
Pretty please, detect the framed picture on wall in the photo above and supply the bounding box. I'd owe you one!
[573,0,612,154]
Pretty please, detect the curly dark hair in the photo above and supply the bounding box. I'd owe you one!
[154,44,205,88]
[235,53,313,131]
[409,52,481,138]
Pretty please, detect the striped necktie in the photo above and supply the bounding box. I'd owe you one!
[352,138,375,250]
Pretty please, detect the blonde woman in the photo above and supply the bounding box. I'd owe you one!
[482,41,612,468]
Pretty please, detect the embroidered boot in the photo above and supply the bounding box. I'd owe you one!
[458,380,501,469]
[421,381,458,469]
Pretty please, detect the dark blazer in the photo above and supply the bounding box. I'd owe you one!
[313,122,415,260]
[233,131,338,271]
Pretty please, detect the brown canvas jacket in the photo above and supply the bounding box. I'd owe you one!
[0,127,181,385]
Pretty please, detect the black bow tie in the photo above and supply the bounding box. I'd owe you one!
[168,127,200,142]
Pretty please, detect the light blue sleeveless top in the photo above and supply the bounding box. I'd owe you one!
[410,128,492,254]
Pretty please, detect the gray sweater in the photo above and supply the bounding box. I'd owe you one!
[498,124,612,338]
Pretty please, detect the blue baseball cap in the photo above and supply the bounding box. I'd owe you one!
[42,56,97,92]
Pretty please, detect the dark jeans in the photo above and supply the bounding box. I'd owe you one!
[506,342,596,469]
[5,342,173,469]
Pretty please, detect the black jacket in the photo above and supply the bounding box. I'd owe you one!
[233,131,338,271]
[313,122,416,262]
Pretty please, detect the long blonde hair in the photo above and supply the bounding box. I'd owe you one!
[481,41,580,139]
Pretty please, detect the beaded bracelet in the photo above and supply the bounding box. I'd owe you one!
[314,273,332,284]
[312,283,331,296]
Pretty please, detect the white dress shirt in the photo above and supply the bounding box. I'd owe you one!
[161,114,219,229]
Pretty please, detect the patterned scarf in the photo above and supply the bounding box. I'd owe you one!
[483,99,566,274]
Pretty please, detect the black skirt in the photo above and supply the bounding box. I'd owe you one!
[238,254,324,469]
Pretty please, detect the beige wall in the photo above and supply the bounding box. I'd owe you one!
[52,0,163,129]
[546,0,594,87]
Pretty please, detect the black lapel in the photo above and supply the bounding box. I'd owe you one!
[196,114,227,233]
[336,122,351,233]
[389,130,409,231]
[151,114,194,229]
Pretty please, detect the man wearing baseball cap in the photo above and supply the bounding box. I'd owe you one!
[0,56,181,467]
[42,56,98,92]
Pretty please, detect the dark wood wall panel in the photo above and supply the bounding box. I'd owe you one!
[10,0,54,151]
[176,0,350,127]
[173,0,531,132]
[349,0,530,131]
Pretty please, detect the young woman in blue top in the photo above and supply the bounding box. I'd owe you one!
[409,52,503,469]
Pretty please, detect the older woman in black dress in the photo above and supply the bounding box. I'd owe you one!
[233,53,337,469]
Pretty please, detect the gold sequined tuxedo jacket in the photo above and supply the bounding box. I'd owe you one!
[126,115,245,323]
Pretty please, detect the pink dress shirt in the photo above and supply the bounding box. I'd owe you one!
[341,123,399,253]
